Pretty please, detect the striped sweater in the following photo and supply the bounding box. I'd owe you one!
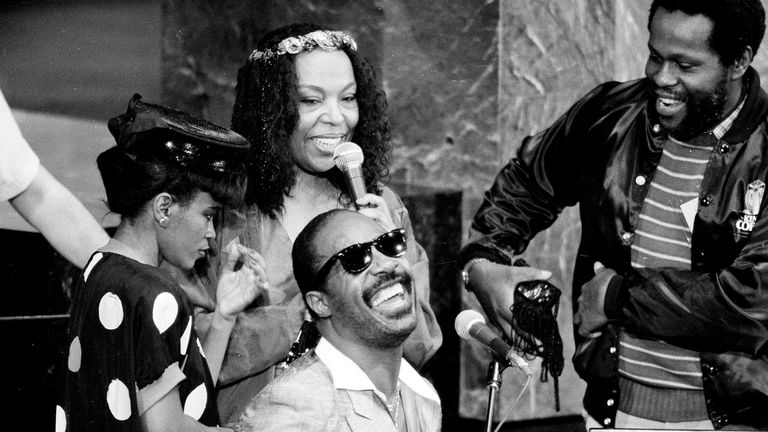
[619,100,744,421]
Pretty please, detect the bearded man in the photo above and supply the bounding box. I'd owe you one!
[458,0,768,429]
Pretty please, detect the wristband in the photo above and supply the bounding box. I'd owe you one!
[461,257,490,287]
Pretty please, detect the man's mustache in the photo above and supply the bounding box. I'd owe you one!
[363,271,413,304]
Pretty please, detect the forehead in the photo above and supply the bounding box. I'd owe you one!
[317,214,385,257]
[185,190,218,208]
[294,50,355,87]
[649,8,716,58]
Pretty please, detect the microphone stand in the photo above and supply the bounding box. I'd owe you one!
[484,359,505,432]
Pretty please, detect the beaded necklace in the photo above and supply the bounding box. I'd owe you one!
[385,382,402,428]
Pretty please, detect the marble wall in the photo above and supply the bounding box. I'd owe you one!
[160,0,768,425]
[479,1,616,421]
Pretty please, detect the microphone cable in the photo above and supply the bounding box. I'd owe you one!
[493,372,532,432]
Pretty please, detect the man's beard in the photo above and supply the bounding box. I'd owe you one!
[331,271,417,349]
[655,74,729,140]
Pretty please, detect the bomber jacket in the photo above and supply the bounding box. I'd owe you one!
[458,67,768,429]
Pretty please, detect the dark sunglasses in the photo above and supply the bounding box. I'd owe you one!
[314,228,407,286]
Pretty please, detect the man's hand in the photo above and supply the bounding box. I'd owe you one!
[467,260,551,338]
[574,261,615,338]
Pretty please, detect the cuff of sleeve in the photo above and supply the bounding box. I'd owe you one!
[457,242,513,269]
[603,274,626,320]
[137,363,186,415]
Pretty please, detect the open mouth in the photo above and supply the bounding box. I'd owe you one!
[654,90,686,118]
[312,136,346,153]
[370,283,406,307]
[364,273,413,313]
[656,96,685,117]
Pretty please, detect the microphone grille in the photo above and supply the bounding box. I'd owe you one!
[333,142,364,170]
[454,309,486,340]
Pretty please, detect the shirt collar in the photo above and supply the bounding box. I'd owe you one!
[712,93,746,140]
[315,337,440,403]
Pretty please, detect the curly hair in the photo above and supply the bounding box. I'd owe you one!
[231,23,391,218]
[649,0,766,66]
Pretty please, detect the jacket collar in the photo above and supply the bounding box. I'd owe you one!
[315,337,440,403]
[722,67,768,143]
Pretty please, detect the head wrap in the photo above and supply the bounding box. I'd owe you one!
[108,94,250,173]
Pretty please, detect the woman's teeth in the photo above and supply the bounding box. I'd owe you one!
[313,137,344,152]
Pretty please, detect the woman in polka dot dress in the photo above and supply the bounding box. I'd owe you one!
[55,95,265,432]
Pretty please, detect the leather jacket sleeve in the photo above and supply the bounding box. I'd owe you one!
[459,81,628,267]
[607,218,768,355]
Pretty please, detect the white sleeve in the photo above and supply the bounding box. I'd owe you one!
[0,89,40,201]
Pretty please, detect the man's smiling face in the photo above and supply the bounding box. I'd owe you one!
[645,7,733,139]
[313,213,416,348]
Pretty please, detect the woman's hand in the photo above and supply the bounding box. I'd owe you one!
[355,193,396,231]
[214,243,267,321]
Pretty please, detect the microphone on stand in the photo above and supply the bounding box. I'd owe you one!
[455,309,532,376]
[333,142,366,207]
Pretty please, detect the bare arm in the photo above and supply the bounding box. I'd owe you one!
[202,243,265,384]
[9,165,108,268]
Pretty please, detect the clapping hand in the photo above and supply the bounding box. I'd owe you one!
[214,243,267,321]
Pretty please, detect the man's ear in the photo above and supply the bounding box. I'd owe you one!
[729,46,753,81]
[305,291,331,319]
[152,192,173,225]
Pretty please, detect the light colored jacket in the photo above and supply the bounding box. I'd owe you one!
[230,338,442,432]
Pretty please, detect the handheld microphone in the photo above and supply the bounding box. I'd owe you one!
[333,142,366,205]
[455,309,532,376]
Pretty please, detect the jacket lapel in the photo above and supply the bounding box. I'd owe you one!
[401,384,441,432]
[343,390,394,431]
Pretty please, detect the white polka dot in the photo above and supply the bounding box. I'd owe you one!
[180,316,192,356]
[98,292,124,330]
[106,379,131,421]
[55,405,66,432]
[183,383,207,420]
[153,292,178,334]
[83,252,103,283]
[196,337,206,358]
[67,336,81,372]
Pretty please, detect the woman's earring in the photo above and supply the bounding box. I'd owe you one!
[159,216,169,227]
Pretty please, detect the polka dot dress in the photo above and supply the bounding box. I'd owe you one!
[56,252,220,431]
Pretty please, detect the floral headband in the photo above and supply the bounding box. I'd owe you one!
[249,30,358,62]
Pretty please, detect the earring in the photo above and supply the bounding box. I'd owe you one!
[159,216,169,227]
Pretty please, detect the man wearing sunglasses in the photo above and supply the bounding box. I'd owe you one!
[230,209,441,432]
